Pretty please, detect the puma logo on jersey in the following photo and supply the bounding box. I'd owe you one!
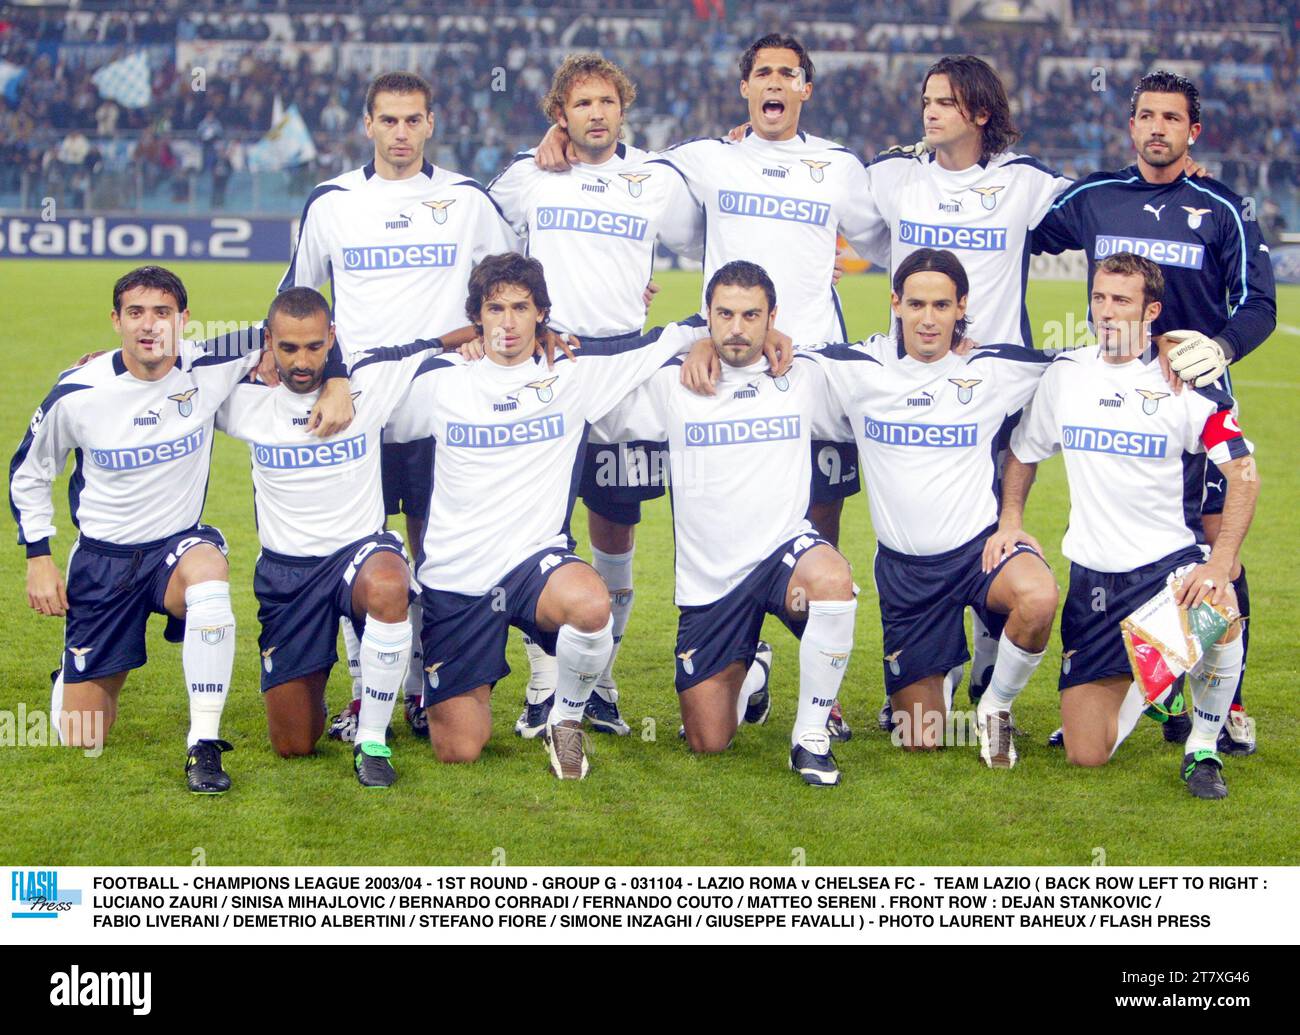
[907,390,934,407]
[526,376,559,402]
[948,378,982,404]
[581,182,607,193]
[133,407,162,427]
[620,172,650,197]
[1183,206,1212,229]
[802,159,830,183]
[168,389,198,417]
[1136,388,1169,415]
[970,185,1005,210]
[493,393,519,412]
[1143,203,1166,221]
[1099,392,1124,408]
[423,199,455,224]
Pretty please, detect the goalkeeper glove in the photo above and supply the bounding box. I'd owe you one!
[1164,330,1230,387]
[877,138,932,159]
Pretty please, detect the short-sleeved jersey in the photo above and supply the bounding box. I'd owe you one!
[280,159,520,350]
[804,335,1052,555]
[599,356,849,605]
[1011,348,1253,573]
[867,151,1072,347]
[216,340,442,557]
[488,143,702,338]
[1032,168,1276,361]
[10,331,266,551]
[387,321,700,594]
[659,131,888,344]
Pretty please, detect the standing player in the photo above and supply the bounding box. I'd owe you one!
[601,261,857,784]
[386,253,777,779]
[863,56,1074,722]
[488,54,704,739]
[1033,71,1276,755]
[799,249,1060,764]
[537,33,888,740]
[216,288,444,786]
[280,71,519,741]
[1001,253,1257,797]
[10,266,352,790]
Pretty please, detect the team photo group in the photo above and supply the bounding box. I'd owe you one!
[10,34,1274,802]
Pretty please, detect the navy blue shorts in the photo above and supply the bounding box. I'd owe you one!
[1058,545,1206,691]
[61,526,228,683]
[419,547,585,706]
[381,438,433,521]
[579,439,669,525]
[254,531,411,692]
[875,525,1046,694]
[674,533,832,692]
[809,440,861,504]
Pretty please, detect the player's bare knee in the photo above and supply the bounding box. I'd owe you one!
[358,565,410,624]
[431,733,484,764]
[1015,580,1059,636]
[1066,743,1109,768]
[686,725,733,754]
[178,546,228,586]
[566,594,611,634]
[272,733,316,759]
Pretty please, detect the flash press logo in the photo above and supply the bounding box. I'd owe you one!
[10,869,81,919]
[50,966,151,1015]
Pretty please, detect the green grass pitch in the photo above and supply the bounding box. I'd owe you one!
[0,260,1296,866]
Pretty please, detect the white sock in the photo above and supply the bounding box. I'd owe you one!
[1110,680,1150,759]
[793,600,857,745]
[548,618,613,726]
[50,667,65,746]
[970,611,998,693]
[591,547,635,693]
[942,664,964,711]
[735,656,768,723]
[358,617,412,746]
[978,633,1045,717]
[522,633,558,703]
[183,580,236,747]
[340,616,363,702]
[402,599,423,699]
[1186,636,1243,754]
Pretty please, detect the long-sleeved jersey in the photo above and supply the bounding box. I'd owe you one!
[1011,348,1254,573]
[867,150,1073,346]
[216,340,443,558]
[599,355,849,605]
[11,329,273,552]
[387,320,702,594]
[658,130,888,344]
[1032,167,1276,362]
[802,336,1052,555]
[488,142,703,338]
[279,159,520,350]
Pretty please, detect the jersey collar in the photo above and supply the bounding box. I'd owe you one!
[361,159,435,180]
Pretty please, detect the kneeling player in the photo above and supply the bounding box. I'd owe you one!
[796,249,1059,765]
[388,253,735,779]
[603,261,857,784]
[10,266,353,791]
[217,288,446,786]
[1002,253,1257,797]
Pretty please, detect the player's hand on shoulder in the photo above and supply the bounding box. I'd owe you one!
[727,121,751,142]
[535,125,575,172]
[953,335,981,356]
[981,525,1043,574]
[877,138,931,159]
[74,349,107,367]
[26,555,68,617]
[681,338,720,396]
[1182,153,1211,178]
[764,328,793,377]
[537,328,579,369]
[459,337,487,362]
[309,377,355,437]
[1156,330,1227,390]
[642,279,660,309]
[254,349,279,386]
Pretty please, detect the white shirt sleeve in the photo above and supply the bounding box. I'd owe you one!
[386,354,461,442]
[793,354,853,441]
[463,181,523,258]
[279,186,335,291]
[1010,362,1064,463]
[578,321,700,424]
[10,379,86,550]
[837,156,891,266]
[652,161,704,260]
[596,364,673,443]
[486,153,535,237]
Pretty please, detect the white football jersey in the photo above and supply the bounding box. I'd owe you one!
[660,131,888,344]
[11,332,264,550]
[804,336,1051,555]
[600,356,849,605]
[387,322,701,594]
[488,143,703,338]
[867,151,1072,346]
[280,160,520,350]
[1011,348,1254,573]
[216,341,443,557]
